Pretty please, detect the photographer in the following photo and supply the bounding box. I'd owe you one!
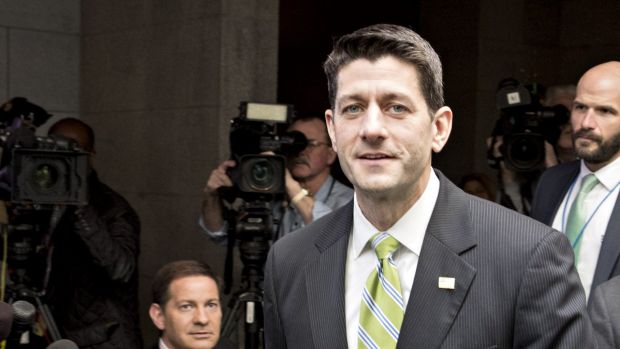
[200,115,353,243]
[45,118,142,348]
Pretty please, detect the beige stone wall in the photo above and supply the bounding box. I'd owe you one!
[0,0,80,132]
[81,0,279,345]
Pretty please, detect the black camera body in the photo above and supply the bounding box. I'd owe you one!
[226,102,306,198]
[10,134,89,206]
[490,79,569,172]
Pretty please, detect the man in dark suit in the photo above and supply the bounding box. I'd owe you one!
[589,275,620,349]
[263,24,593,348]
[531,61,620,301]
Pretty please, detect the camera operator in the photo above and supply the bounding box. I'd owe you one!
[200,115,353,243]
[543,84,577,164]
[45,118,142,349]
[487,79,571,215]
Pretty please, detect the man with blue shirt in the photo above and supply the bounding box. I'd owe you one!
[200,115,352,242]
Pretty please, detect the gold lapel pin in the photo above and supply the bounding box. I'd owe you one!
[438,277,455,290]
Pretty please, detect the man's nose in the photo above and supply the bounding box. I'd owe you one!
[578,108,597,130]
[194,308,210,325]
[360,104,387,142]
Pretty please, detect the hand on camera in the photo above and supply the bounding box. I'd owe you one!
[204,160,236,197]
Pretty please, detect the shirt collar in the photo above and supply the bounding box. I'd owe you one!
[313,175,334,202]
[580,156,620,190]
[351,170,440,258]
[159,338,170,349]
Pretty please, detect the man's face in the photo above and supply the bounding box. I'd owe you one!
[287,118,336,181]
[325,56,451,202]
[149,276,222,349]
[571,66,620,171]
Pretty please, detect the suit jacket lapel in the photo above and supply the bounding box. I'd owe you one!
[397,171,477,348]
[592,196,620,291]
[305,202,352,348]
[544,163,580,224]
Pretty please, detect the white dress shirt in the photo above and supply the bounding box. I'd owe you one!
[552,156,620,300]
[345,171,440,348]
[159,338,170,349]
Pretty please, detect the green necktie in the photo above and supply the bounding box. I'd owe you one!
[566,174,599,263]
[358,232,404,349]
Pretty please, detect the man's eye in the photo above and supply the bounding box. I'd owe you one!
[179,304,193,311]
[600,108,615,115]
[389,105,408,113]
[343,105,361,113]
[573,104,587,111]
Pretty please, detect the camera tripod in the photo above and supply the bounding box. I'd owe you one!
[2,205,65,345]
[221,238,269,349]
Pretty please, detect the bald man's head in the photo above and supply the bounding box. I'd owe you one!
[571,61,620,171]
[578,61,620,89]
[48,118,95,153]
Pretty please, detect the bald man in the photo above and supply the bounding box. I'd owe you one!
[45,118,142,348]
[532,61,620,301]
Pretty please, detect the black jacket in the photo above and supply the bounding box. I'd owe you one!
[47,171,142,348]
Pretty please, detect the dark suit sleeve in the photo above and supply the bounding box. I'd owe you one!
[264,245,286,349]
[589,283,616,349]
[513,229,594,347]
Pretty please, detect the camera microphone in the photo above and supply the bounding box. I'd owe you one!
[7,300,36,346]
[46,339,79,349]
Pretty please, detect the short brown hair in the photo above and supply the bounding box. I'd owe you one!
[151,260,220,306]
[323,24,444,114]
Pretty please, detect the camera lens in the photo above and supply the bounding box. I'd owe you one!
[235,154,285,194]
[32,163,59,190]
[505,134,545,172]
[249,159,276,191]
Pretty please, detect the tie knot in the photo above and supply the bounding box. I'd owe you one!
[370,233,400,259]
[580,174,599,195]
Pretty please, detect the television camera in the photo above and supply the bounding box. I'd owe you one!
[488,78,570,172]
[0,98,89,344]
[221,102,309,348]
[226,102,307,198]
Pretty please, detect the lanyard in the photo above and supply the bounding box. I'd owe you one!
[561,177,620,248]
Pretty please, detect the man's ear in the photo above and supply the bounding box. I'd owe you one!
[149,303,165,331]
[325,109,337,152]
[431,106,453,153]
[326,147,337,166]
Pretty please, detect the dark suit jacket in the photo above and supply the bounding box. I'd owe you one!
[589,275,620,349]
[264,170,593,348]
[531,160,620,297]
[149,338,236,349]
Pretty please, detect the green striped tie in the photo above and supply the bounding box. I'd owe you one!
[566,174,599,263]
[358,232,404,349]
